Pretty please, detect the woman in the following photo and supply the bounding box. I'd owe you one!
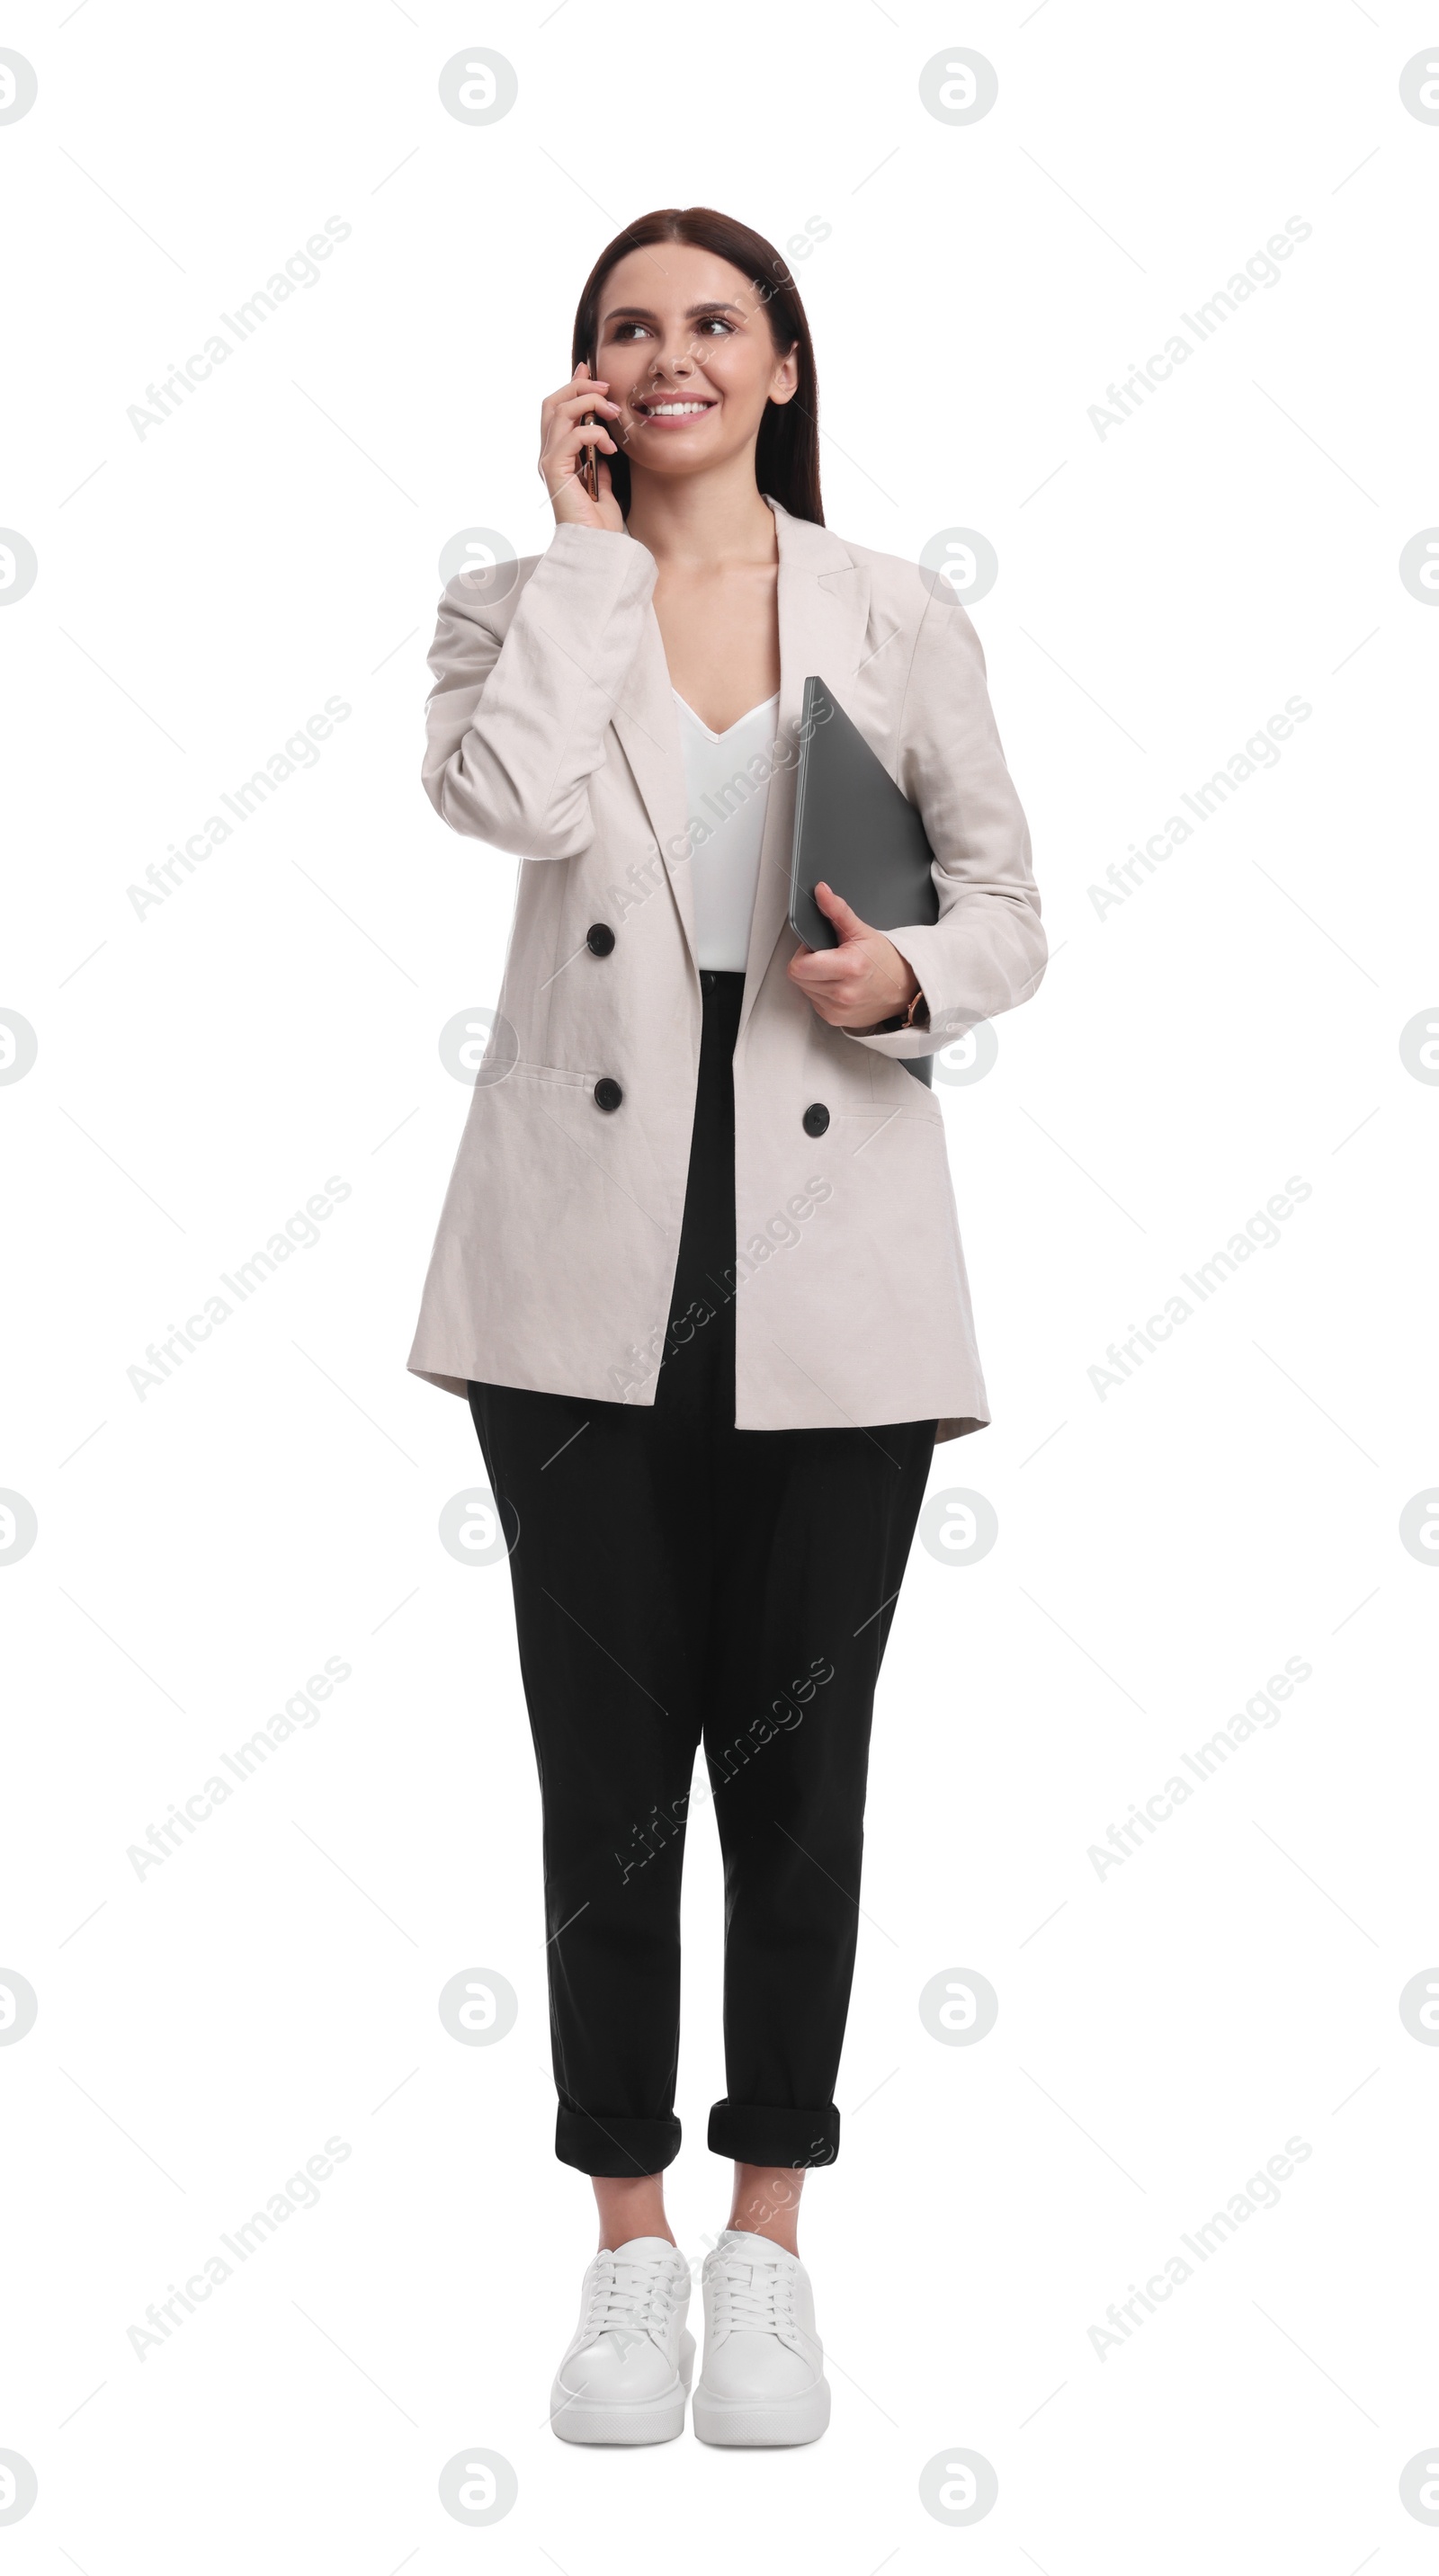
[408,207,1044,2447]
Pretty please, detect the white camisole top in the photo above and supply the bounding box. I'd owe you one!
[672,687,781,972]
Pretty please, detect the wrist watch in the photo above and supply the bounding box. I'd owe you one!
[900,984,928,1029]
[873,985,928,1035]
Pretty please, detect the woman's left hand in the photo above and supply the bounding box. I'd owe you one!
[787,882,925,1031]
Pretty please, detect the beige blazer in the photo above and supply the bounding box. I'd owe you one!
[407,495,1045,1441]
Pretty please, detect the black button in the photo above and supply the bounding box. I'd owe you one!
[586,923,615,957]
[802,1102,830,1137]
[594,1077,623,1112]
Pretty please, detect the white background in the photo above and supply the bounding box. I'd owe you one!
[4,0,1438,2566]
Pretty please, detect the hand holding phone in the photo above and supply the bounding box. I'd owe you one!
[539,362,624,530]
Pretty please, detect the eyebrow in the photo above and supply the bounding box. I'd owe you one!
[599,300,746,326]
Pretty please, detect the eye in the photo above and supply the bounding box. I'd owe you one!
[608,321,651,342]
[695,314,736,336]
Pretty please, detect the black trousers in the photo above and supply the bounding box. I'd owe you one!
[469,970,935,2176]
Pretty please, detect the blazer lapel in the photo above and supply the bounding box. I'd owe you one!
[608,496,872,1007]
[611,614,697,967]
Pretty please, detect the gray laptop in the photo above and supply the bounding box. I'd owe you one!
[787,676,938,1087]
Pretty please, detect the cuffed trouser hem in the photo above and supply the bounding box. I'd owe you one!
[707,2099,841,2167]
[556,2108,682,2176]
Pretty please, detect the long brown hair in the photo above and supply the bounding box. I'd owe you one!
[570,207,824,526]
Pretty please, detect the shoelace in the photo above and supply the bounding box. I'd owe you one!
[706,2253,795,2336]
[583,2251,675,2339]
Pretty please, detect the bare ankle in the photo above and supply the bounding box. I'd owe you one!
[592,2172,675,2251]
[727,2162,804,2255]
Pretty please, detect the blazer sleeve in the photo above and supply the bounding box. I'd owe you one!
[421,522,658,860]
[841,587,1046,1060]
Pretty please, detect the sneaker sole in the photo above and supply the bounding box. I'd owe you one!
[692,2375,831,2447]
[550,2330,694,2446]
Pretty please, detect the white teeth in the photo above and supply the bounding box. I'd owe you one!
[641,401,712,416]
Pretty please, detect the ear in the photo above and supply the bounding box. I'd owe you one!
[767,340,800,406]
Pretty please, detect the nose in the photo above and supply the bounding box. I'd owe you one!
[647,337,694,382]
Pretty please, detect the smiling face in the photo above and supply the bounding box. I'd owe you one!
[594,240,799,486]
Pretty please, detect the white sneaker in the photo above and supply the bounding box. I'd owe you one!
[550,2236,695,2444]
[693,2230,831,2446]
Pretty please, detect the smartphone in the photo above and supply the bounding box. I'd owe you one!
[579,352,600,504]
